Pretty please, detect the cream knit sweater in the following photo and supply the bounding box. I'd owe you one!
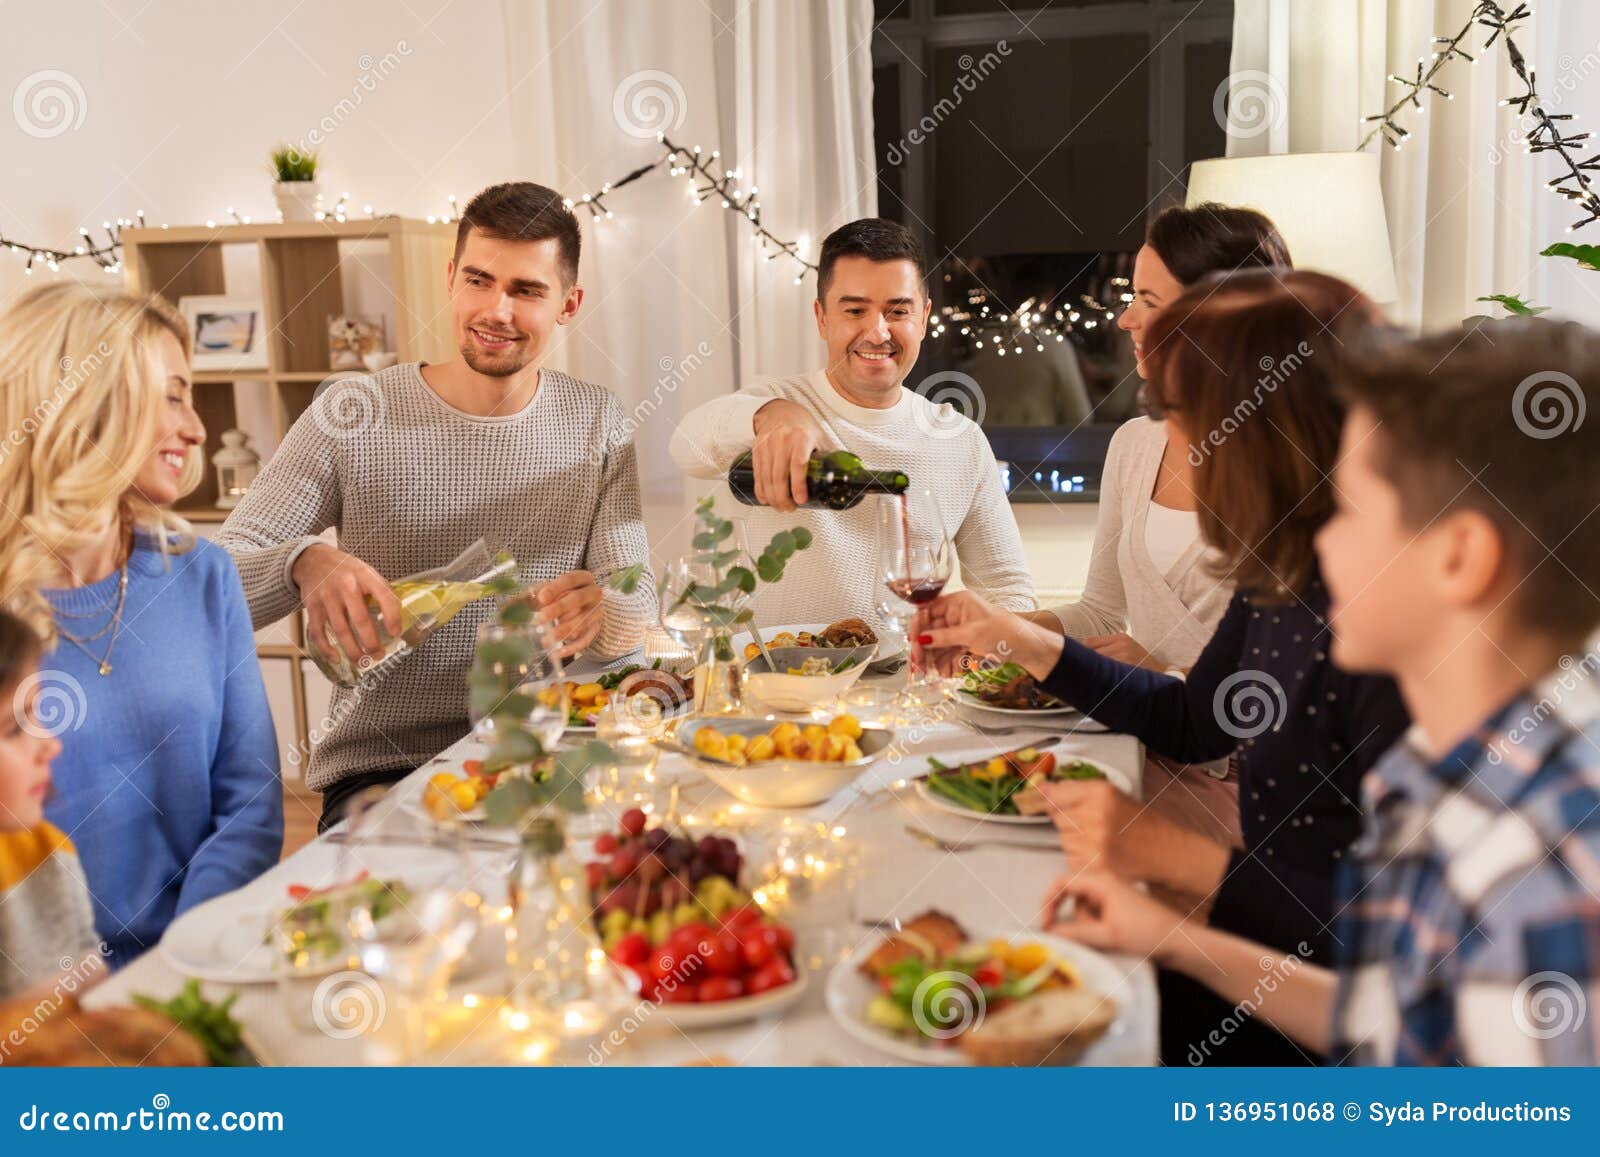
[668,370,1035,630]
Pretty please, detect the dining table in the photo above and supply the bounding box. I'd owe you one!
[91,684,1158,1067]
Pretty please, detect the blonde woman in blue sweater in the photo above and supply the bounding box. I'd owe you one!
[0,284,281,968]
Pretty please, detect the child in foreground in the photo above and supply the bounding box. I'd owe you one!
[0,609,104,1001]
[1044,319,1600,1064]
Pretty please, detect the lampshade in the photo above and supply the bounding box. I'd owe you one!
[1185,152,1399,304]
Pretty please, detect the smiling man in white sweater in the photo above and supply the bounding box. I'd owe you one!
[669,218,1034,628]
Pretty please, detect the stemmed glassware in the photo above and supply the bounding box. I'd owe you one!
[469,619,569,755]
[875,487,954,708]
[325,791,489,1064]
[658,555,749,716]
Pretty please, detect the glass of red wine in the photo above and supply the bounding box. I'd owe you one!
[875,487,953,704]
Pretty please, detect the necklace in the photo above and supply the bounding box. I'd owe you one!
[55,563,129,676]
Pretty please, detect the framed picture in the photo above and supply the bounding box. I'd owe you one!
[179,295,268,371]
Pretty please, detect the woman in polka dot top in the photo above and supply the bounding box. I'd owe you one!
[917,272,1411,1064]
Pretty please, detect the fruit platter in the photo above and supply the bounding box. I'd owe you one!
[826,910,1121,1066]
[586,808,806,1026]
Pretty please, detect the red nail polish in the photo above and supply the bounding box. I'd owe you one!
[915,634,934,645]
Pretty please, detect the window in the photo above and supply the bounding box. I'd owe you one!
[873,0,1234,500]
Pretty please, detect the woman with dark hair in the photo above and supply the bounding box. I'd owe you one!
[1026,202,1292,842]
[916,270,1411,1065]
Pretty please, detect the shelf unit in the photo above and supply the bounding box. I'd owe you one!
[120,218,458,762]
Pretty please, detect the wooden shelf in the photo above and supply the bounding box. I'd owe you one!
[124,217,456,762]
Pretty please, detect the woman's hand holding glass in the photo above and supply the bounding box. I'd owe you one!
[911,590,1067,679]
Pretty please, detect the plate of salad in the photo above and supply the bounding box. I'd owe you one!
[825,910,1125,1066]
[914,745,1113,824]
[547,661,694,732]
[956,661,1079,717]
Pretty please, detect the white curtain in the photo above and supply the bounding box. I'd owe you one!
[1228,0,1544,328]
[499,0,876,516]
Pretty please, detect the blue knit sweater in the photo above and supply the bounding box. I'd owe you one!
[42,535,282,967]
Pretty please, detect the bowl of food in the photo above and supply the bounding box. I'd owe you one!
[742,645,875,713]
[674,714,892,807]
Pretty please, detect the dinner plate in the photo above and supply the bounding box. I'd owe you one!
[913,752,1121,825]
[158,842,487,984]
[644,962,809,1029]
[729,623,906,673]
[953,690,1080,719]
[825,929,1128,1066]
[913,780,1051,825]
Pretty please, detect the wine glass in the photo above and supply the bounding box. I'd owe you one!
[471,621,569,754]
[875,487,953,706]
[658,556,749,715]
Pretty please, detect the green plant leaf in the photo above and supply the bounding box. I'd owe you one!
[477,636,534,669]
[692,530,718,550]
[498,599,534,626]
[491,728,546,767]
[729,565,756,594]
[791,527,813,550]
[607,562,645,595]
[757,554,784,583]
[483,778,540,827]
[768,530,796,556]
[1542,241,1600,270]
[1476,293,1550,316]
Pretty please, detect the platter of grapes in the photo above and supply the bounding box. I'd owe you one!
[585,809,807,1027]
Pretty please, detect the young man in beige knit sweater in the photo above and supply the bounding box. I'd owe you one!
[668,218,1034,629]
[219,183,655,826]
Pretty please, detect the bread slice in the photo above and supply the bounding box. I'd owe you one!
[959,986,1118,1067]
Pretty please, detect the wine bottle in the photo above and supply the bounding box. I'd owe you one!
[727,449,909,511]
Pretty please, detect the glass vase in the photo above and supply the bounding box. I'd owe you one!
[693,634,745,716]
[504,815,629,1053]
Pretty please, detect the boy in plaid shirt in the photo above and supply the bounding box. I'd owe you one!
[1041,319,1600,1065]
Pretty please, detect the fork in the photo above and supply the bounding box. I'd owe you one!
[903,824,1060,854]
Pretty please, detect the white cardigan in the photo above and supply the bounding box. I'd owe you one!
[1048,417,1233,670]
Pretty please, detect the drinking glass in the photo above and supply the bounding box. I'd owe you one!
[875,488,953,707]
[658,556,749,715]
[470,621,569,755]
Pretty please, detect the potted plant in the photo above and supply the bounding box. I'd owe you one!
[270,144,321,222]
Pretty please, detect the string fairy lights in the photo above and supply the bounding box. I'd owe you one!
[1361,2,1600,231]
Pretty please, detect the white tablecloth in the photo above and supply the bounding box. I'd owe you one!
[94,710,1156,1066]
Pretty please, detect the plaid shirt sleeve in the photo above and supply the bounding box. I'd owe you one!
[1333,680,1600,1067]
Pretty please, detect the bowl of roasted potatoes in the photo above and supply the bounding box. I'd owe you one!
[673,714,893,807]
